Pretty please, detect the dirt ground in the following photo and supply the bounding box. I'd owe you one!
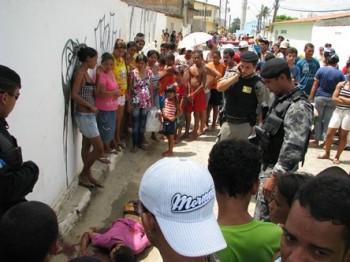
[52,128,350,262]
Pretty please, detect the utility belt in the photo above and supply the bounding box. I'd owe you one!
[226,116,250,125]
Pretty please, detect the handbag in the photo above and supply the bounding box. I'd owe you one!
[146,107,162,132]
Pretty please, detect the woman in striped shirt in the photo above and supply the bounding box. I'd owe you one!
[318,63,350,164]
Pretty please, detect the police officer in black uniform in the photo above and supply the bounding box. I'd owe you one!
[253,58,312,221]
[217,51,269,141]
[0,65,39,217]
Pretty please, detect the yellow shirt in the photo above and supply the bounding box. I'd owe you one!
[112,54,128,95]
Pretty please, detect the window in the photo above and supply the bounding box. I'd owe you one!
[198,9,212,17]
[281,30,287,34]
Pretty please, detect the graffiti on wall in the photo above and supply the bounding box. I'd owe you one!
[94,12,119,54]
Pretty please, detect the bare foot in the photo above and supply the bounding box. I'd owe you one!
[130,146,137,153]
[317,152,329,159]
[162,150,173,157]
[210,125,216,131]
[180,132,190,139]
[333,158,340,164]
[139,144,149,151]
[309,140,319,147]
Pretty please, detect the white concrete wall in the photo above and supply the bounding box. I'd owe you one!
[311,25,350,68]
[0,0,166,206]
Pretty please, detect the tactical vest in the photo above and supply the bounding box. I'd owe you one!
[258,87,310,167]
[224,75,262,119]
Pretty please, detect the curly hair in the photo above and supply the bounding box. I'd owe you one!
[208,139,261,197]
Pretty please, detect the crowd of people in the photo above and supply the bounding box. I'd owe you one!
[1,29,350,262]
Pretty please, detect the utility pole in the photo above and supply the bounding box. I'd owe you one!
[219,0,222,25]
[224,0,228,29]
[204,0,207,32]
[271,0,280,37]
[241,0,247,31]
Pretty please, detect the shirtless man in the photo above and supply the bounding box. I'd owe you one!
[188,51,221,138]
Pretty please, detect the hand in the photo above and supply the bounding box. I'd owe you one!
[96,65,103,76]
[89,106,98,114]
[262,175,277,200]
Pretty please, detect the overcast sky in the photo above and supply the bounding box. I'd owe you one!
[200,0,350,22]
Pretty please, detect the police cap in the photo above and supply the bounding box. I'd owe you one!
[0,65,21,87]
[240,51,259,63]
[260,58,290,79]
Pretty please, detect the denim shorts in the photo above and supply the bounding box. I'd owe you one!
[96,110,116,142]
[75,112,100,138]
[163,120,177,135]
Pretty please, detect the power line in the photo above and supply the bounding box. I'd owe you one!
[280,6,350,12]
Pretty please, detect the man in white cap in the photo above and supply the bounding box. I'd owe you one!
[138,157,227,262]
[233,40,249,64]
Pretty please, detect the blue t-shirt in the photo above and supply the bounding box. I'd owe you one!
[315,66,344,97]
[297,58,320,95]
[290,66,301,83]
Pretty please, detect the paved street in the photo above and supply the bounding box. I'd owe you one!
[52,129,350,262]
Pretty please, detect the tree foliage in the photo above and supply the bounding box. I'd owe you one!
[229,17,240,32]
[275,15,296,22]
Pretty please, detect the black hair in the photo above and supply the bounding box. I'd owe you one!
[179,47,186,55]
[158,54,166,66]
[168,42,176,51]
[192,50,203,59]
[135,54,148,64]
[304,42,314,50]
[264,52,275,62]
[327,54,339,65]
[68,256,101,262]
[160,43,169,49]
[114,39,127,49]
[208,139,261,197]
[164,52,175,61]
[0,65,21,93]
[101,52,114,63]
[111,245,134,262]
[147,49,160,59]
[223,48,235,58]
[0,201,59,262]
[286,47,298,56]
[213,50,221,58]
[77,46,97,62]
[295,172,350,248]
[276,172,313,207]
[127,41,137,49]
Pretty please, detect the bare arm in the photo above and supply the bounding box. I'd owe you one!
[71,70,97,111]
[309,79,319,102]
[216,72,241,92]
[79,231,96,256]
[332,82,347,105]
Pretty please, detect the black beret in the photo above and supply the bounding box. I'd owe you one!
[260,58,290,79]
[0,65,21,87]
[240,51,259,63]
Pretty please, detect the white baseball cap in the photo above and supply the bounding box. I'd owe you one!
[239,40,249,48]
[139,157,227,257]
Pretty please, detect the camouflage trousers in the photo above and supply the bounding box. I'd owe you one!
[254,166,273,221]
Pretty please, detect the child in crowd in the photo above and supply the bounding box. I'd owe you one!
[206,50,225,131]
[269,172,313,225]
[174,69,187,144]
[161,86,182,156]
[159,53,177,109]
[286,47,301,85]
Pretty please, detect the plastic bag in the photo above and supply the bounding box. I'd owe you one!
[146,107,162,132]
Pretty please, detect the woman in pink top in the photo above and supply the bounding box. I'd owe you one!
[96,53,121,162]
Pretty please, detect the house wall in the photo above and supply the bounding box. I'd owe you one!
[0,0,167,206]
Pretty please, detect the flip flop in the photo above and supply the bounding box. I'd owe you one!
[97,157,111,164]
[107,149,119,155]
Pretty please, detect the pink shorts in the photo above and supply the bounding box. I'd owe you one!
[187,90,206,112]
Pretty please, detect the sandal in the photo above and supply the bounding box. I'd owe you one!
[97,157,111,164]
[107,149,119,155]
